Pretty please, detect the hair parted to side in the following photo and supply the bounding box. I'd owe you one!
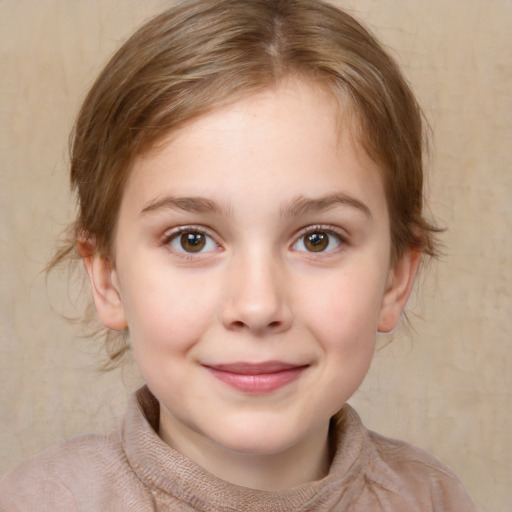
[49,0,440,368]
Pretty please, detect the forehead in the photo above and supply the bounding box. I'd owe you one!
[122,79,387,217]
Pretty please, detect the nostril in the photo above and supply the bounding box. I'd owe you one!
[228,319,283,331]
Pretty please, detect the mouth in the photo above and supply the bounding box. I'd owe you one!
[203,361,309,394]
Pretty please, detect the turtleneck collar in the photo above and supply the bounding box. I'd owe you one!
[120,386,372,511]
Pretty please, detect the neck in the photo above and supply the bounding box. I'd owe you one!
[158,414,332,491]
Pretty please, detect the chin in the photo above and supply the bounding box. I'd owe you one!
[211,422,303,457]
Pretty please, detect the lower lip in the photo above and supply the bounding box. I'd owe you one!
[206,367,306,393]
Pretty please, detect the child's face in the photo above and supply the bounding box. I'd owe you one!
[87,79,417,483]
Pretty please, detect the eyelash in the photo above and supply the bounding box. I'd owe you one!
[161,226,220,260]
[161,224,349,259]
[292,225,348,255]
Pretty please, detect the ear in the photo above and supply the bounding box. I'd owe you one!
[377,249,421,333]
[78,239,127,331]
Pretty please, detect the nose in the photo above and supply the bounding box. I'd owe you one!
[220,251,293,336]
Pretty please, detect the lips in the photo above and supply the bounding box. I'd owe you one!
[204,361,308,393]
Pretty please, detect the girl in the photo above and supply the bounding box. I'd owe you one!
[0,0,478,510]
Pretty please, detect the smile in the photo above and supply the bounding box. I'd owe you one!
[203,362,309,394]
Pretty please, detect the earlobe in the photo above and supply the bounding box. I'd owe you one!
[377,249,421,334]
[78,240,127,331]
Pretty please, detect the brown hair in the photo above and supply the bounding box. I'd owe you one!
[51,0,439,366]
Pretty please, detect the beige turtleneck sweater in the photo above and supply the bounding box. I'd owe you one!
[0,386,478,511]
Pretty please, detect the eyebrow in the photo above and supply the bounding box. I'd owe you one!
[140,192,372,219]
[141,196,232,216]
[280,193,372,219]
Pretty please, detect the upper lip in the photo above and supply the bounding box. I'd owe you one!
[203,361,308,374]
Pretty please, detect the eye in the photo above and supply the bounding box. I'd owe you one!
[293,229,343,253]
[168,230,218,254]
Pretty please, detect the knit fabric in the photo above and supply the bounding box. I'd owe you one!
[0,386,478,511]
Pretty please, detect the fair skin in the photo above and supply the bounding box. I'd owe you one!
[82,79,419,490]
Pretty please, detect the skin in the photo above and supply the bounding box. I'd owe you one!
[82,79,419,491]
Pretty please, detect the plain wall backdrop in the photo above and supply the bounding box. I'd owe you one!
[1,1,511,510]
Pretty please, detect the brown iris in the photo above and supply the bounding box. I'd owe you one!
[304,232,329,252]
[180,232,206,252]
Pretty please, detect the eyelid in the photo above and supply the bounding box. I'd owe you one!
[291,224,349,253]
[294,224,349,240]
[161,225,222,256]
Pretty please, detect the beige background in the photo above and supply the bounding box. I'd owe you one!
[1,1,511,510]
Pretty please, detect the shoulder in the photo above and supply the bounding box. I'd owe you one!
[0,434,116,511]
[366,429,478,510]
[0,432,150,512]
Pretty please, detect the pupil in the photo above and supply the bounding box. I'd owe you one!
[305,232,328,252]
[181,232,206,252]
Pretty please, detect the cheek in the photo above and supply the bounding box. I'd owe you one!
[122,270,220,357]
[299,269,385,340]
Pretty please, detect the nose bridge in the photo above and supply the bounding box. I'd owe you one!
[221,244,292,334]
